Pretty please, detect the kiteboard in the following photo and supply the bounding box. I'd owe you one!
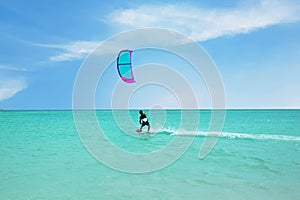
[136,129,141,133]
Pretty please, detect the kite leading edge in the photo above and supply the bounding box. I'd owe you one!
[116,50,135,83]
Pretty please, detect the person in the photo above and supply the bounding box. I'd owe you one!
[139,110,150,132]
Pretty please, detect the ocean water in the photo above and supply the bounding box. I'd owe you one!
[1,110,300,199]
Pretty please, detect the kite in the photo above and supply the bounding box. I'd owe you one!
[116,49,135,83]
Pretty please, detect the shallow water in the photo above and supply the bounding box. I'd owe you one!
[1,110,299,199]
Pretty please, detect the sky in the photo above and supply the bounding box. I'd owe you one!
[0,0,300,109]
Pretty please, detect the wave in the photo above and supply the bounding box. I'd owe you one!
[152,128,300,142]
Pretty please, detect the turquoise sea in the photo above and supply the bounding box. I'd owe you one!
[1,110,300,199]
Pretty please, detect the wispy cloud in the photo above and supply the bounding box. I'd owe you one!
[0,65,28,72]
[34,35,187,62]
[109,0,300,41]
[32,0,300,63]
[0,79,27,101]
[34,41,99,62]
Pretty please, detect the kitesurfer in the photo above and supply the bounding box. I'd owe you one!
[139,110,150,132]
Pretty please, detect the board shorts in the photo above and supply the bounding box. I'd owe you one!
[141,120,149,127]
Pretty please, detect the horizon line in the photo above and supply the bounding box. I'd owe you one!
[1,108,300,111]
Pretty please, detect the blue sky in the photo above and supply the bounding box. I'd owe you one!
[0,0,300,109]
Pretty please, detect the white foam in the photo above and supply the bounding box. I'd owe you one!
[158,129,300,142]
[220,132,300,141]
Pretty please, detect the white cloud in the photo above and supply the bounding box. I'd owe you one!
[33,0,300,63]
[34,41,99,62]
[109,0,300,41]
[36,34,188,62]
[0,79,27,101]
[0,65,28,72]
